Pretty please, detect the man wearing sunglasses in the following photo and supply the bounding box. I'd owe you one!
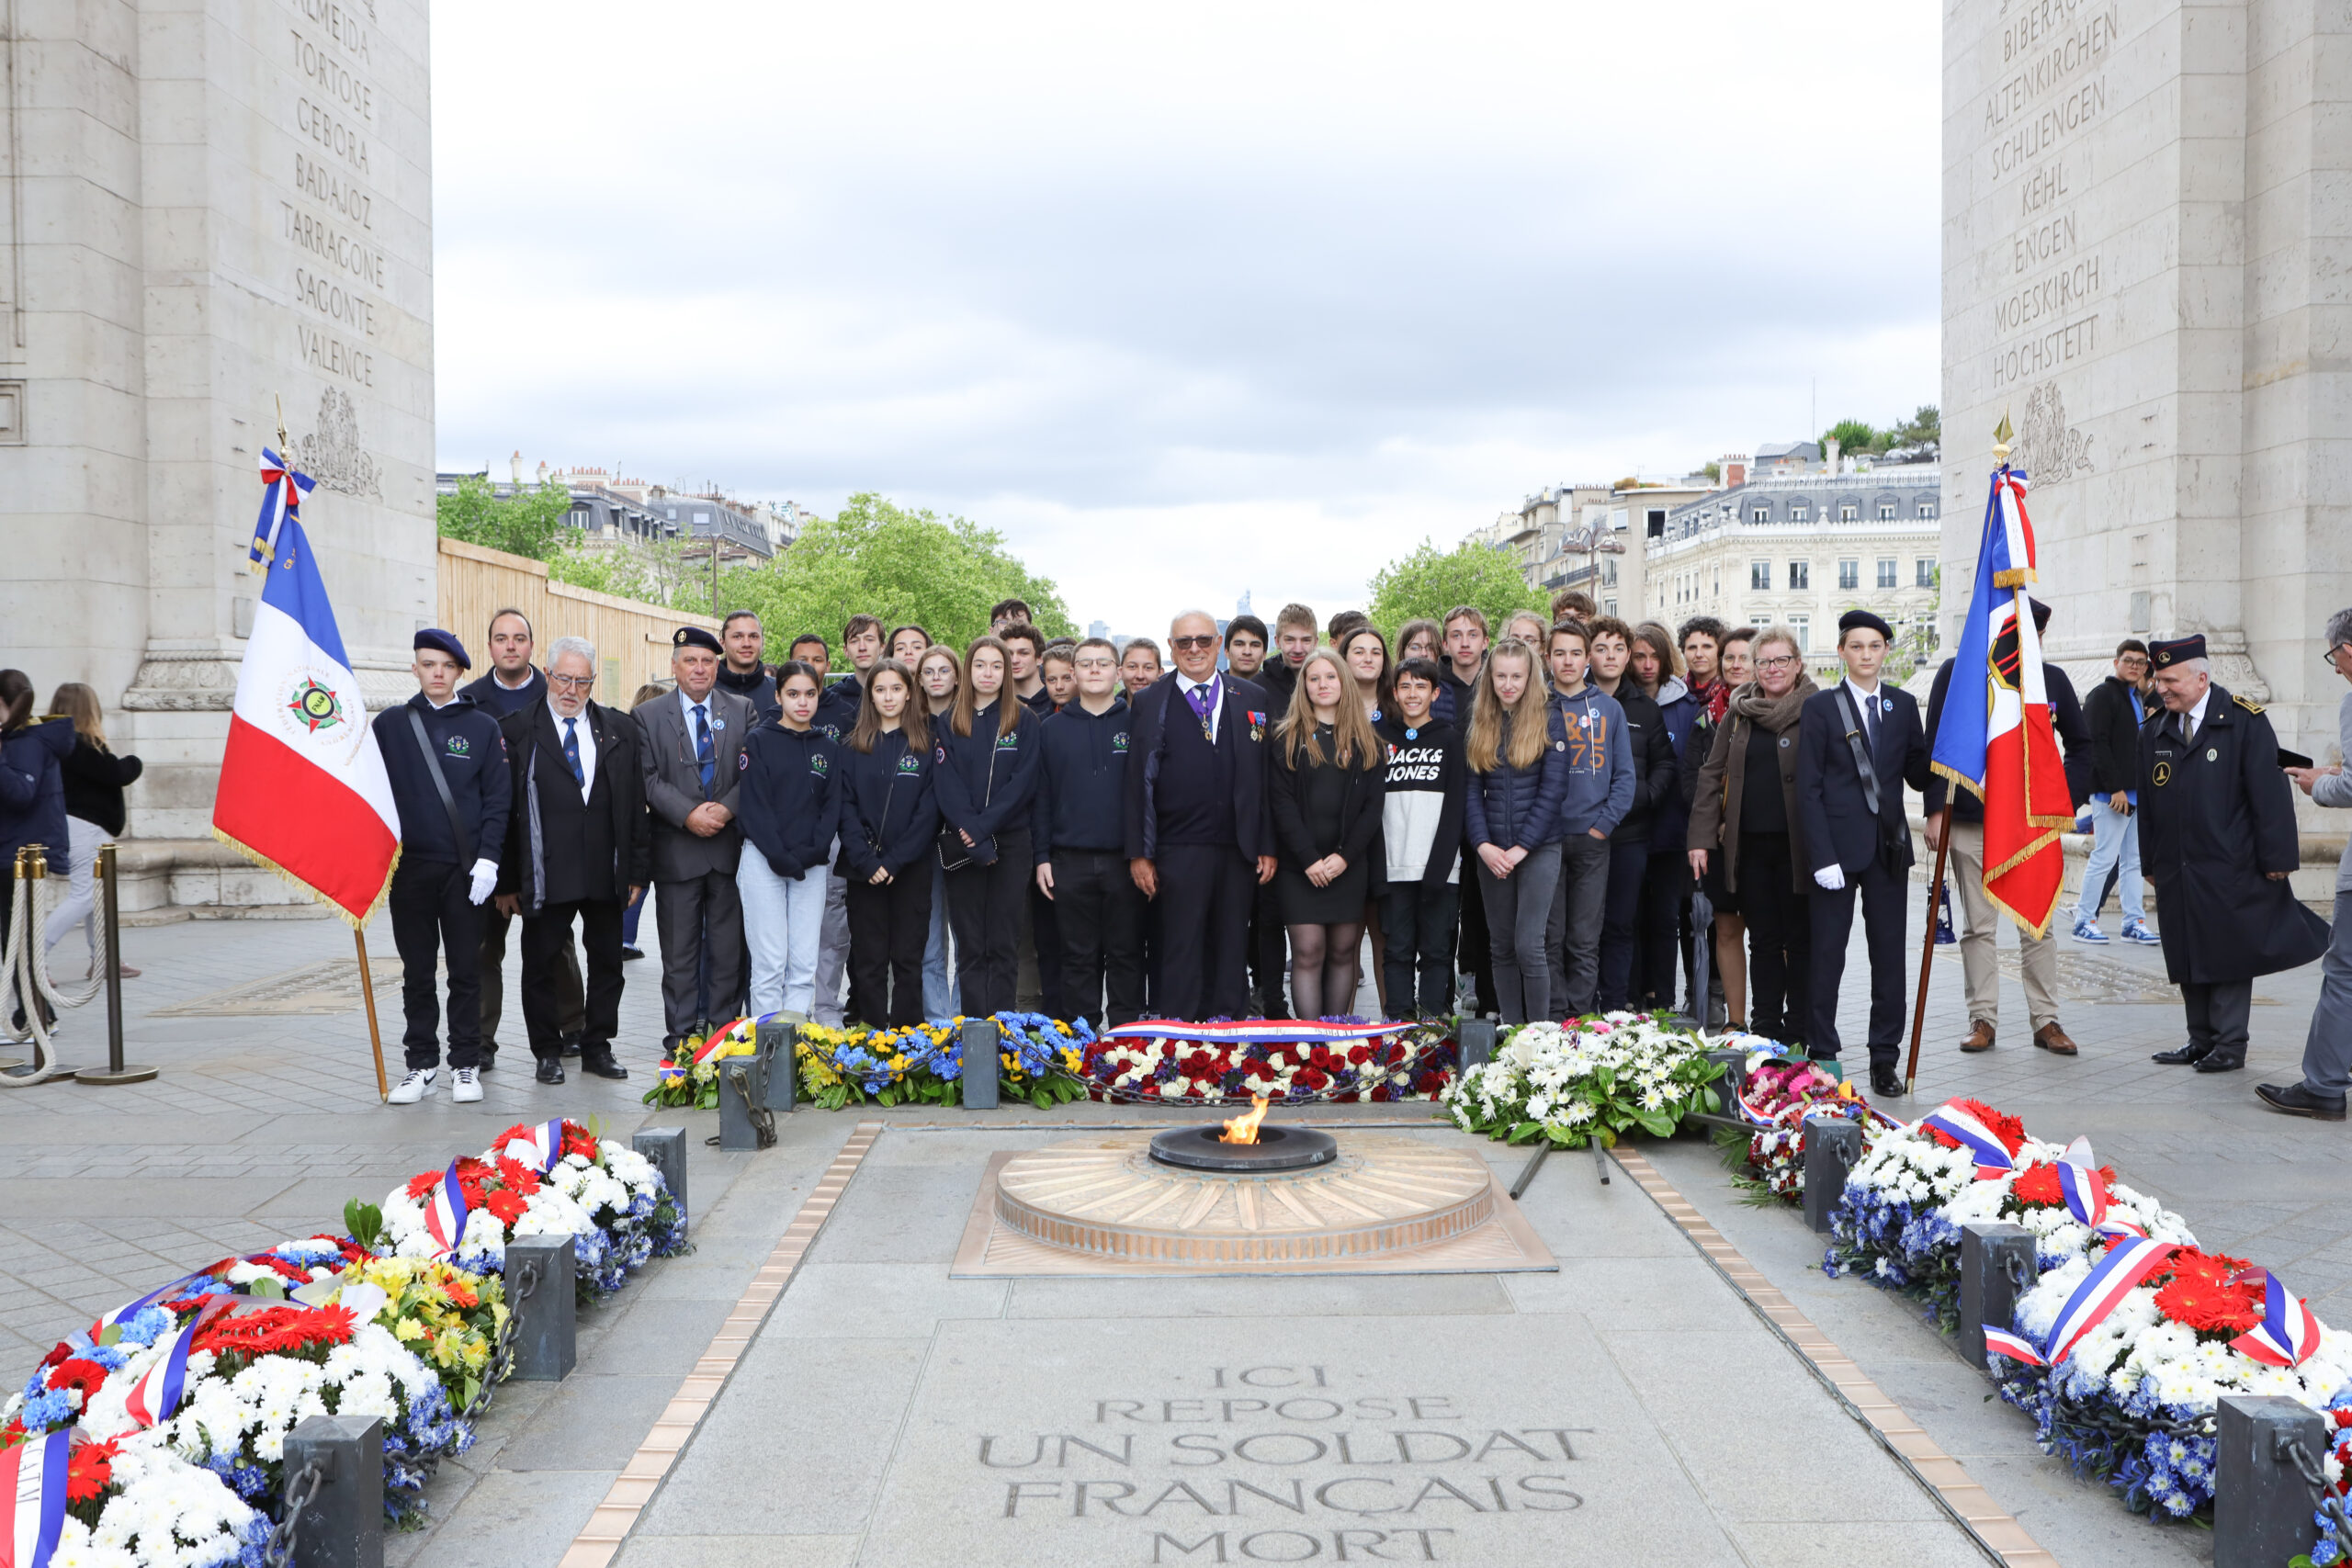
[1124,610,1279,1020]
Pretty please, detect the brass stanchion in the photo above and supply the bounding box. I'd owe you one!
[76,843,155,1085]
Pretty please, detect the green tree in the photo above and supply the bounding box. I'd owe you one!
[548,536,704,611]
[716,493,1073,660]
[1366,539,1544,637]
[1889,404,1941,450]
[1819,418,1879,458]
[435,475,575,561]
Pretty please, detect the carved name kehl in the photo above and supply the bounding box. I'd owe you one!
[981,1370,1589,1563]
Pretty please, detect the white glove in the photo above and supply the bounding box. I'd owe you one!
[468,859,499,906]
[1813,864,1846,892]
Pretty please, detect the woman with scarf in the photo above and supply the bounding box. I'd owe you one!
[1685,627,1817,1048]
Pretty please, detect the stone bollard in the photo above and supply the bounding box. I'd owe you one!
[1458,1018,1497,1075]
[504,1235,576,1382]
[718,1059,774,1150]
[1801,1116,1862,1235]
[2213,1395,2326,1568]
[1703,1048,1747,1119]
[281,1415,383,1568]
[754,1017,798,1113]
[1957,1223,2037,1367]
[632,1127,688,1235]
[962,1018,1001,1110]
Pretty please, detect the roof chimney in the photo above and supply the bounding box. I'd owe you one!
[510,450,523,486]
[1721,453,1747,490]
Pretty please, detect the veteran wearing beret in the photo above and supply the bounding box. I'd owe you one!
[634,626,756,1052]
[372,629,511,1105]
[2140,634,2330,1075]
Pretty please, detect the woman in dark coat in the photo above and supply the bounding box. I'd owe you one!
[42,682,143,976]
[0,670,75,1027]
[1686,629,1818,1047]
[1268,649,1385,1019]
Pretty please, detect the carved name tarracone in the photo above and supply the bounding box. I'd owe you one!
[282,204,384,289]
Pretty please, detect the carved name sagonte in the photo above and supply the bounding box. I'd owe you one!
[981,1365,1589,1563]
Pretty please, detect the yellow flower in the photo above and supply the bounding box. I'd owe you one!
[394,1317,426,1342]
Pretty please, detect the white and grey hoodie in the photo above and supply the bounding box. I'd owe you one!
[1374,714,1466,886]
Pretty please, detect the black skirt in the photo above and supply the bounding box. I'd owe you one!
[1276,739,1371,923]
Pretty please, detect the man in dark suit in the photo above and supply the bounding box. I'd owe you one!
[1124,609,1278,1020]
[2139,634,2330,1074]
[495,636,650,1084]
[635,626,756,1049]
[1798,610,1933,1097]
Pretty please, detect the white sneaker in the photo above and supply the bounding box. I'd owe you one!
[451,1067,482,1103]
[388,1068,436,1105]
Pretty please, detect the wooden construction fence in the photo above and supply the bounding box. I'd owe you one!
[435,536,718,700]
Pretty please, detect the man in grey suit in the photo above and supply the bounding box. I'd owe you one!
[635,626,755,1049]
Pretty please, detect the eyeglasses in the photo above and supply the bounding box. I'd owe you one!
[2323,644,2350,666]
[1756,656,1800,671]
[549,673,595,691]
[1170,636,1217,651]
[1074,657,1114,670]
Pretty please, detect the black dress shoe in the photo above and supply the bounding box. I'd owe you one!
[535,1058,566,1085]
[560,1034,582,1058]
[581,1053,629,1080]
[621,947,644,962]
[2192,1052,2245,1074]
[2256,1081,2349,1120]
[1871,1067,1905,1098]
[2151,1042,2212,1066]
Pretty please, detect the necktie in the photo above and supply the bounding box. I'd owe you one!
[693,704,715,796]
[563,717,584,786]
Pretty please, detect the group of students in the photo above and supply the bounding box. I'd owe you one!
[711,595,1747,1043]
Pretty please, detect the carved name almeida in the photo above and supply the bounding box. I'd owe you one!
[291,388,383,498]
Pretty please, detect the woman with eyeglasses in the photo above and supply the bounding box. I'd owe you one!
[1686,627,1817,1047]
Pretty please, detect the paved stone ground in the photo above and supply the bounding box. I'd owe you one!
[0,897,2340,1565]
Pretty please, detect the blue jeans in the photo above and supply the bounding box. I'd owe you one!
[2072,798,2144,925]
[737,851,828,1016]
[923,860,957,1019]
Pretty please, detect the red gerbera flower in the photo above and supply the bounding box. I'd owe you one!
[483,1190,528,1226]
[63,1438,118,1504]
[404,1171,440,1201]
[46,1359,108,1402]
[194,1303,356,1359]
[2011,1163,2064,1208]
[1922,1098,2029,1156]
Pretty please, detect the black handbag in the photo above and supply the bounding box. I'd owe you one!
[937,732,992,872]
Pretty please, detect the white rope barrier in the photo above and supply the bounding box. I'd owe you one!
[1,845,97,1086]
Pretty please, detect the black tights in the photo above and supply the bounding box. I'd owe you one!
[1286,922,1363,1021]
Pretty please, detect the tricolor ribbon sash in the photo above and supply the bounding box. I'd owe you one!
[423,1160,470,1259]
[78,1269,215,1349]
[1102,1019,1402,1047]
[0,1428,72,1568]
[693,1017,770,1066]
[1983,1236,2177,1368]
[1917,1101,2019,1179]
[522,1119,569,1174]
[2228,1268,2324,1368]
[2054,1136,2146,1238]
[249,448,315,570]
[119,1306,212,1433]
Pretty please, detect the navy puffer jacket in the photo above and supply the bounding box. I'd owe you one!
[1463,709,1569,852]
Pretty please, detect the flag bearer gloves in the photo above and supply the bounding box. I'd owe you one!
[1814,864,1846,891]
[469,859,499,905]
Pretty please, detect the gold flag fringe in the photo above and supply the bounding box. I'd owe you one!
[209,825,400,930]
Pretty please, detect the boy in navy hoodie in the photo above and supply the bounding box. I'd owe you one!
[1034,638,1145,1027]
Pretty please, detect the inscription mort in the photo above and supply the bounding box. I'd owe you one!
[980,1365,1589,1562]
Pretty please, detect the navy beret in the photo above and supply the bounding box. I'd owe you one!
[673,626,722,655]
[2029,597,2052,633]
[1838,609,1894,643]
[2149,634,2206,668]
[413,628,470,670]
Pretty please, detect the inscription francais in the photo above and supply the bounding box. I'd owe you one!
[980,1365,1588,1562]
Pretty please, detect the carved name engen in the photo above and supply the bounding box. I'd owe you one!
[979,1366,1589,1562]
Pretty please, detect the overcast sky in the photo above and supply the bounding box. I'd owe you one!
[432,1,1939,632]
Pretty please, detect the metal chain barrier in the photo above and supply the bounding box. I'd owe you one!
[2281,1430,2352,1556]
[458,1256,541,1425]
[261,1459,327,1568]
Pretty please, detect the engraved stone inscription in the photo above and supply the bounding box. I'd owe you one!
[979,1365,1589,1562]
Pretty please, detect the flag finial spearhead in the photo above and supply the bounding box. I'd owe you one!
[1992,408,2014,462]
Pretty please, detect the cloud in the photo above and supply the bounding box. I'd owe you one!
[433,0,1939,627]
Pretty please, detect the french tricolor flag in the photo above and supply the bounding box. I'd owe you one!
[119,1315,200,1432]
[1927,459,2075,937]
[1985,1237,2178,1368]
[210,483,400,925]
[423,1161,470,1258]
[0,1428,71,1568]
